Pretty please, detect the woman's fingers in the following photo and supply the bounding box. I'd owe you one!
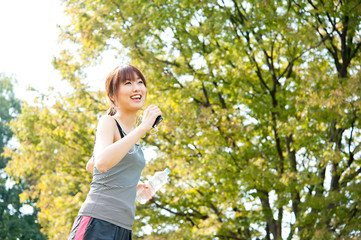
[141,105,162,131]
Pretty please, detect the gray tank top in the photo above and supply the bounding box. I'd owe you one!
[78,119,146,230]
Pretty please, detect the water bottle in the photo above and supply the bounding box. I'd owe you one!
[136,168,171,204]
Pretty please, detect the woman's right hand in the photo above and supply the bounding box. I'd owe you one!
[140,105,162,132]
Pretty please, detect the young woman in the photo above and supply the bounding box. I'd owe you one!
[68,64,162,240]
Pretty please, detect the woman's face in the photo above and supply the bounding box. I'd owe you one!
[115,72,147,112]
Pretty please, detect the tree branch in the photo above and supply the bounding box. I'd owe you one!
[152,200,207,227]
[340,168,361,188]
[257,188,279,239]
[196,189,223,223]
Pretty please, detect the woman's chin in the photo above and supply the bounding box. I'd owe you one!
[128,103,145,111]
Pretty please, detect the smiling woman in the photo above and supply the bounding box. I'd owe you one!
[105,65,147,116]
[68,64,162,240]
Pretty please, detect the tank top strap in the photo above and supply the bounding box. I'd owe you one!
[114,119,126,138]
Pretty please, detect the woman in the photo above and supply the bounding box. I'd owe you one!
[68,64,162,240]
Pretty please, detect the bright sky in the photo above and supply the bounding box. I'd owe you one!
[0,0,121,102]
[0,0,67,101]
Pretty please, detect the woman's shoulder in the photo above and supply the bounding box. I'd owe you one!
[97,115,116,129]
[99,114,116,122]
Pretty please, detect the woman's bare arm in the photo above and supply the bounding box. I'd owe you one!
[86,157,94,174]
[94,106,161,173]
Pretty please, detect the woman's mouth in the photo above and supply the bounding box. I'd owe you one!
[130,94,142,102]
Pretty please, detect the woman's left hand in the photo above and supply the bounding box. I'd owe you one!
[137,181,149,191]
[137,181,156,201]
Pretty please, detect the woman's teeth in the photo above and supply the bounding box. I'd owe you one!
[131,95,141,100]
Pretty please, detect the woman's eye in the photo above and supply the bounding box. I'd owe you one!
[138,81,144,84]
[125,81,131,85]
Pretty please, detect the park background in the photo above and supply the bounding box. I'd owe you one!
[0,0,360,239]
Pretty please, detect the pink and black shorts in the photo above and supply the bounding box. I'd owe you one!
[68,215,132,240]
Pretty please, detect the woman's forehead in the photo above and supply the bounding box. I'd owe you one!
[123,71,140,80]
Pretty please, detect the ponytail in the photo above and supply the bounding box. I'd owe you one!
[107,106,117,116]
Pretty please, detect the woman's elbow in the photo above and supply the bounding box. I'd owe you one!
[86,161,94,173]
[94,158,107,173]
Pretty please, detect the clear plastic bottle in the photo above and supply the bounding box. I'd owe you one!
[136,168,171,204]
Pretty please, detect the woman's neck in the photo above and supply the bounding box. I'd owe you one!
[113,111,138,132]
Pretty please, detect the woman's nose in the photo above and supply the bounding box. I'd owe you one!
[133,83,140,91]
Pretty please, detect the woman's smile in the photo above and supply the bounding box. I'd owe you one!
[130,94,142,102]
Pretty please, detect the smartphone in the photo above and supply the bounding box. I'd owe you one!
[152,116,163,128]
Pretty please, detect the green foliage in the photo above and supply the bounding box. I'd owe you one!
[4,79,106,239]
[5,0,361,239]
[0,74,45,240]
[0,74,21,168]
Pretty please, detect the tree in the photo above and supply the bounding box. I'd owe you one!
[5,0,361,239]
[0,74,46,239]
[3,72,105,238]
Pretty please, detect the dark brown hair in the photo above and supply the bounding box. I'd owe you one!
[105,64,147,116]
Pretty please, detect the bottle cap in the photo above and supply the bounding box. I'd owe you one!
[165,168,171,174]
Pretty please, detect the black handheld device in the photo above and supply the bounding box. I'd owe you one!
[152,116,163,128]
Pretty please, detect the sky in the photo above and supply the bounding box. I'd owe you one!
[0,0,67,101]
[0,0,120,103]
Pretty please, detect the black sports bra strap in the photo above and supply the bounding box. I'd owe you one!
[114,119,126,138]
